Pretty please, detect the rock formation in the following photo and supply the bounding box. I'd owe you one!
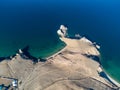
[57,25,68,37]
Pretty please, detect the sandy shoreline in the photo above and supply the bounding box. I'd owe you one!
[100,66,120,87]
[46,43,67,60]
[106,74,120,87]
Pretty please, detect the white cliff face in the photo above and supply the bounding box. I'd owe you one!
[57,25,68,37]
[57,30,63,37]
[19,49,23,54]
[60,25,68,31]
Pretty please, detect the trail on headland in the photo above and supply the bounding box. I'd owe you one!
[0,35,118,90]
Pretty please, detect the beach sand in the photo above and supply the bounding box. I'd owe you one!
[0,37,118,90]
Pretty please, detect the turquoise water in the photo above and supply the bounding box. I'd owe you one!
[0,0,120,82]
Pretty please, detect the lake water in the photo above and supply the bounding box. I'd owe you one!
[0,0,120,82]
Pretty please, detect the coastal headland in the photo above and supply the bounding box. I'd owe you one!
[0,25,119,90]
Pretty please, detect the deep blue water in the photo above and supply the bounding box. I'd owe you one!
[0,0,120,82]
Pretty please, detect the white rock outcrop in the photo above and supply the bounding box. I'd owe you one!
[57,25,68,37]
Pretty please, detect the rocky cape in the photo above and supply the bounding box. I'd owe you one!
[0,25,117,90]
[0,36,118,90]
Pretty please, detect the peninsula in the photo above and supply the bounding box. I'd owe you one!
[0,25,119,90]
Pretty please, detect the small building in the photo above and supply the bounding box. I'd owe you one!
[12,79,18,87]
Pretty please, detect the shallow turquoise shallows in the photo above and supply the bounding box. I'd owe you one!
[0,0,120,82]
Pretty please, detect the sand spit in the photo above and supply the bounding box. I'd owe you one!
[0,36,119,90]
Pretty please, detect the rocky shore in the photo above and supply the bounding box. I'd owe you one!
[0,25,119,90]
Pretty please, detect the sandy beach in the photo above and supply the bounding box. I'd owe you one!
[106,74,120,87]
